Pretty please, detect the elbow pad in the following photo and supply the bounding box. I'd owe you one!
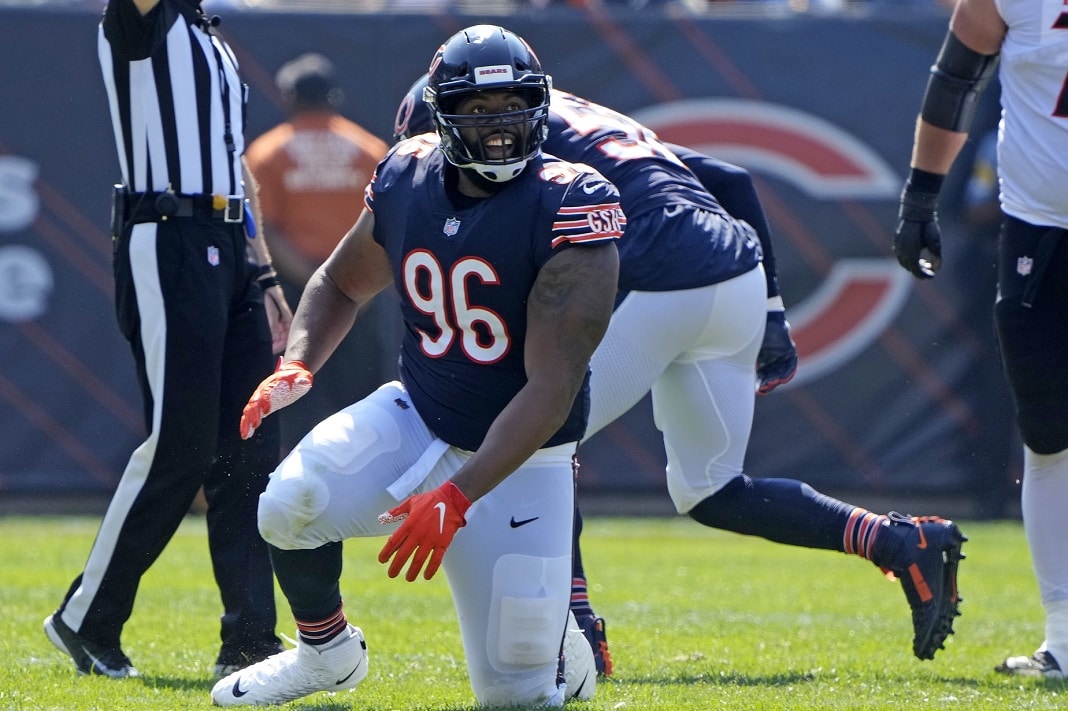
[920,31,999,132]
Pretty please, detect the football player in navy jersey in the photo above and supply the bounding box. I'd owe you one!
[393,77,970,670]
[210,26,620,707]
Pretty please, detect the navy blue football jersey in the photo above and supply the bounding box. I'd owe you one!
[543,90,761,292]
[365,135,624,451]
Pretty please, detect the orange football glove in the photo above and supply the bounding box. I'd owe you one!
[378,481,471,582]
[239,358,313,439]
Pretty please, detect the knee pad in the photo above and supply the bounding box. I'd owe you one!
[497,596,561,666]
[477,595,564,707]
[472,554,570,706]
[257,460,331,550]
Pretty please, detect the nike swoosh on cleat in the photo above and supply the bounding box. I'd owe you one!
[509,516,539,528]
[335,660,363,685]
[573,674,589,698]
[232,678,249,698]
[916,523,928,550]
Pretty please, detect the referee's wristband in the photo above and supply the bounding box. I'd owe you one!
[255,264,280,290]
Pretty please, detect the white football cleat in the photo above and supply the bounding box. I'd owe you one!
[995,648,1063,679]
[211,624,367,706]
[562,611,597,701]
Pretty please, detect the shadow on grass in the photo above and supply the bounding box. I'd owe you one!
[941,672,1068,691]
[609,669,821,686]
[127,669,1068,710]
[616,668,1067,694]
[133,674,216,694]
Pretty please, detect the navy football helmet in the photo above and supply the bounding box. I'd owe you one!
[393,73,433,143]
[424,25,551,183]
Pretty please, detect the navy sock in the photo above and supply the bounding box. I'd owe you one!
[570,506,595,616]
[868,517,912,572]
[269,542,346,644]
[688,475,857,550]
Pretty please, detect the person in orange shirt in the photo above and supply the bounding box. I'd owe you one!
[246,53,390,452]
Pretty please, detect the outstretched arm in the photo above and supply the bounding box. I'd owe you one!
[239,208,392,439]
[287,208,393,373]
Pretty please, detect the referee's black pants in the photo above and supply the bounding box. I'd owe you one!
[55,214,280,654]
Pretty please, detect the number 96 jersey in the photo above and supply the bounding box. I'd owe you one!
[364,135,625,451]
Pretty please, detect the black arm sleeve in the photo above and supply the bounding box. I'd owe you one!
[667,143,781,301]
[920,30,999,133]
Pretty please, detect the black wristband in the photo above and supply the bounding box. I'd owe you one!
[258,276,280,290]
[899,168,944,222]
[907,167,945,193]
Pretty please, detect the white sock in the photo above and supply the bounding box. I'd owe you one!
[1022,446,1068,665]
[1043,600,1068,667]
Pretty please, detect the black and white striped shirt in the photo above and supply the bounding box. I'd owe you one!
[98,0,247,197]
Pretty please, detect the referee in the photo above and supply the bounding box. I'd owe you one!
[44,0,292,678]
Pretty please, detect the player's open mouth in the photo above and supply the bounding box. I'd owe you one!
[481,132,516,159]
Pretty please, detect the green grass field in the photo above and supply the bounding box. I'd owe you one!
[1,515,1063,710]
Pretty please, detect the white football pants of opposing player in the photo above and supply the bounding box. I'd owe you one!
[585,264,767,514]
[257,381,576,707]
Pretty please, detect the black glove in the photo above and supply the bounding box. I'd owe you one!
[757,311,798,395]
[894,179,943,279]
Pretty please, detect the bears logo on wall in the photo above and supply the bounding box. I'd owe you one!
[632,98,912,387]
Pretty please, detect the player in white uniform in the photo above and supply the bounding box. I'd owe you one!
[895,0,1068,679]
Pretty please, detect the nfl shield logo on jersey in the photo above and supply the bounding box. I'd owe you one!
[207,246,220,266]
[443,217,461,238]
[1016,256,1033,276]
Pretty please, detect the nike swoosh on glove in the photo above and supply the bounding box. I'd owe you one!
[239,358,313,439]
[757,311,798,395]
[378,481,471,582]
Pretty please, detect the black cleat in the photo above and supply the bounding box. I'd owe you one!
[574,613,613,676]
[214,638,287,678]
[995,649,1064,679]
[44,613,139,678]
[883,513,967,660]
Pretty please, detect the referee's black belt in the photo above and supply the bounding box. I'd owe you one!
[117,189,245,224]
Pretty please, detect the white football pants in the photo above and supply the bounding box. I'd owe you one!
[257,381,574,707]
[585,265,767,513]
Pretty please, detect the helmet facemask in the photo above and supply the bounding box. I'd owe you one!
[425,84,550,183]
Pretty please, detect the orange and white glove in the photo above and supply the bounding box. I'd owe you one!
[239,358,313,439]
[378,481,471,582]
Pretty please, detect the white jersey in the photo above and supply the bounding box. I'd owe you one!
[994,0,1068,228]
